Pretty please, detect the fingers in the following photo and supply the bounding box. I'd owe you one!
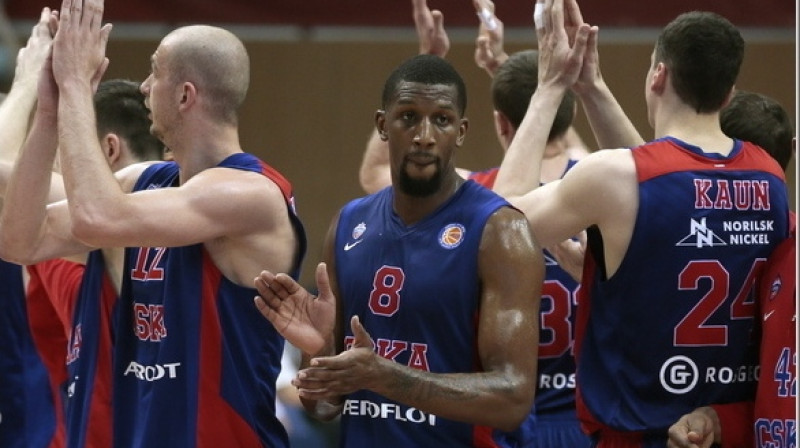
[564,0,584,27]
[411,0,430,25]
[431,10,445,33]
[315,262,333,298]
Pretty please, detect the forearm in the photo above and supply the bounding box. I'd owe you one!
[359,129,392,194]
[0,82,38,163]
[493,84,567,198]
[57,82,124,231]
[0,111,59,262]
[576,79,644,149]
[368,357,531,431]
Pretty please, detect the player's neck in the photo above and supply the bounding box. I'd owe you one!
[655,110,732,156]
[392,173,464,227]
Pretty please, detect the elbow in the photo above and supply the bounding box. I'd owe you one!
[491,374,536,432]
[495,393,536,432]
[69,210,111,247]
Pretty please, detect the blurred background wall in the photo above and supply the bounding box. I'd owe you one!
[4,0,795,287]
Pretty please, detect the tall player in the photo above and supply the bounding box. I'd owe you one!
[667,91,796,448]
[0,0,306,446]
[490,0,790,446]
[255,54,542,446]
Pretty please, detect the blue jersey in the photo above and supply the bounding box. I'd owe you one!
[64,250,117,447]
[113,154,306,447]
[470,161,590,447]
[575,138,790,445]
[0,260,63,448]
[334,180,527,447]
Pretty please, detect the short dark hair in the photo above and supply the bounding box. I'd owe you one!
[654,11,744,113]
[94,79,164,162]
[721,90,794,170]
[491,49,575,142]
[381,54,467,116]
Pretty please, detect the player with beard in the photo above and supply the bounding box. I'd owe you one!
[254,54,543,446]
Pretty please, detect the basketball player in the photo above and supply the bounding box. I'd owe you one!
[0,0,306,445]
[255,54,542,446]
[489,0,790,446]
[667,91,796,448]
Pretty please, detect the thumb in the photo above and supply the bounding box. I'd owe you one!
[350,315,374,349]
[315,262,332,298]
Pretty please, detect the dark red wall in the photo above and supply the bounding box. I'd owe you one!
[6,0,796,27]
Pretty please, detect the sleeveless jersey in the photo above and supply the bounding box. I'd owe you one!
[113,154,306,447]
[29,257,105,448]
[334,180,524,447]
[61,251,117,448]
[470,162,591,447]
[754,213,796,448]
[575,137,790,446]
[0,259,64,448]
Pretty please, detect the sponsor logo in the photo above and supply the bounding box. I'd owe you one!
[676,218,726,248]
[344,240,363,251]
[123,361,181,381]
[660,355,699,394]
[659,355,759,394]
[342,399,437,426]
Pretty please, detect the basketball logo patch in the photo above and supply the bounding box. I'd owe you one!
[439,223,465,249]
[352,222,367,240]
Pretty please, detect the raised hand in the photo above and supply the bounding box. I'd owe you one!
[254,262,336,356]
[472,0,507,77]
[51,0,111,87]
[13,8,55,90]
[536,0,592,91]
[412,0,449,57]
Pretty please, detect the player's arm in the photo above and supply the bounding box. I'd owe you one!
[472,0,508,77]
[571,23,643,150]
[0,70,90,264]
[0,8,53,165]
[491,0,590,198]
[294,207,542,430]
[511,147,635,251]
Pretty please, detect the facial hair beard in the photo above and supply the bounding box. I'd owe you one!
[396,160,444,197]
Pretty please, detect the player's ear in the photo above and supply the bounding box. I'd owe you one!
[102,133,121,166]
[456,118,469,147]
[179,82,197,109]
[375,110,388,141]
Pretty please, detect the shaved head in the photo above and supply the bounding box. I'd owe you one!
[161,25,250,124]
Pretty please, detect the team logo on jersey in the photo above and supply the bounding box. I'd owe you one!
[675,217,726,248]
[352,222,367,240]
[439,223,465,249]
[768,274,782,301]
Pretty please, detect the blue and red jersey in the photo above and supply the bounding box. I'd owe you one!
[113,153,306,447]
[576,137,790,447]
